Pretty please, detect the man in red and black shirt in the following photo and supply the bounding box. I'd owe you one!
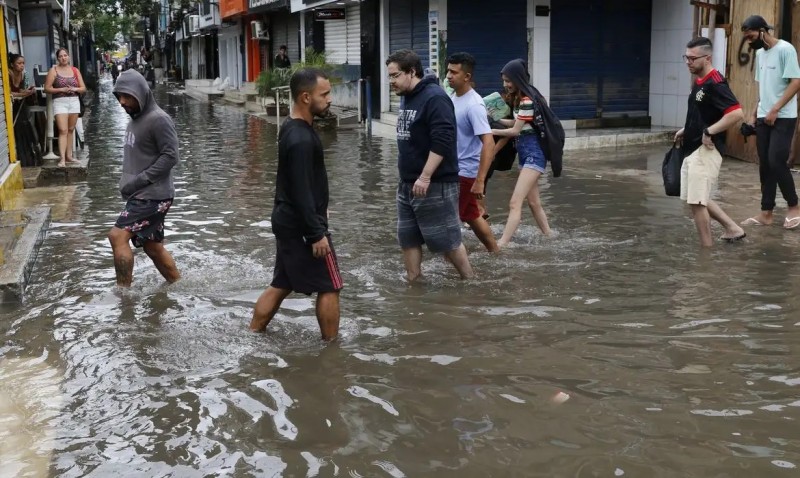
[675,37,746,247]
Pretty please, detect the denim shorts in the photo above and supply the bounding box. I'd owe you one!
[517,134,547,173]
[397,181,463,253]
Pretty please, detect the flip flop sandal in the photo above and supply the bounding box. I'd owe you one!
[721,233,747,242]
[741,217,768,226]
[784,217,800,229]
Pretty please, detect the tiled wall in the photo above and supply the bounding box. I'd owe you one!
[649,0,694,127]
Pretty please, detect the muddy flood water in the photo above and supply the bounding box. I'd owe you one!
[1,79,800,477]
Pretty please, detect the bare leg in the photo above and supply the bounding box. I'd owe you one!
[142,241,181,283]
[526,175,551,236]
[707,200,744,239]
[66,114,78,161]
[402,246,423,282]
[250,286,291,332]
[316,291,341,341]
[690,204,713,248]
[466,217,499,252]
[498,169,542,247]
[55,114,69,166]
[108,227,135,287]
[443,244,475,279]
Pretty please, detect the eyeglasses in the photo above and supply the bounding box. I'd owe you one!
[388,71,406,80]
[682,54,709,63]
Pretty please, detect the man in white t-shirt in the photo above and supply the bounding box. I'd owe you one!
[740,15,800,229]
[446,53,498,252]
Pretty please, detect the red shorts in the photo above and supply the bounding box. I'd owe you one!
[458,176,481,222]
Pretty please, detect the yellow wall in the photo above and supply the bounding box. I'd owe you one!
[0,5,22,209]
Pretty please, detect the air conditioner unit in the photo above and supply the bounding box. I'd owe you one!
[189,15,200,34]
[251,21,269,41]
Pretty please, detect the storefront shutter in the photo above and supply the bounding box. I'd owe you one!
[388,0,429,112]
[324,18,347,64]
[346,4,360,65]
[324,4,360,65]
[551,0,651,120]
[447,0,527,98]
[272,12,300,65]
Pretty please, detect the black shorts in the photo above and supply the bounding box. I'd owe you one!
[114,198,174,248]
[270,233,343,295]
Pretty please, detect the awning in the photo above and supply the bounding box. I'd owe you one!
[290,0,340,13]
[248,0,289,15]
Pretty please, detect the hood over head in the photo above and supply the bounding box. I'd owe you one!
[501,59,541,102]
[113,69,153,116]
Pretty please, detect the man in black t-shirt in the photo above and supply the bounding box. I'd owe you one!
[274,45,291,69]
[249,68,342,341]
[674,37,746,247]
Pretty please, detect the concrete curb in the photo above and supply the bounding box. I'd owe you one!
[0,207,51,302]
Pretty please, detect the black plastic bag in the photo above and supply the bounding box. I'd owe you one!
[489,119,517,172]
[662,143,683,196]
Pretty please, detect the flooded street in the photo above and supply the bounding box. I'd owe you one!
[2,79,800,477]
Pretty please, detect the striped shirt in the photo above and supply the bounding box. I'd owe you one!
[514,96,536,135]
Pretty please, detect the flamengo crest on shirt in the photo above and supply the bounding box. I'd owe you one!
[695,89,706,102]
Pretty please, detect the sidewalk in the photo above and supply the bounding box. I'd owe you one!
[370,112,677,149]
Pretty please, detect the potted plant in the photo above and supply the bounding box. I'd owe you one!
[255,48,341,118]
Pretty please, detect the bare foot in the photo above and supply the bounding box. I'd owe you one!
[57,159,66,167]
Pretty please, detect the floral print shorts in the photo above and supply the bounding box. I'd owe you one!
[114,198,174,248]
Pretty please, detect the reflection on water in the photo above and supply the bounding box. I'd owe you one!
[1,79,800,476]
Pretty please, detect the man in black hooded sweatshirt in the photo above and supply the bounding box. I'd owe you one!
[386,49,474,281]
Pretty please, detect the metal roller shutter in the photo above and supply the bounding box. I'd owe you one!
[551,0,599,119]
[446,0,527,97]
[600,0,650,116]
[346,4,360,65]
[323,4,360,65]
[324,18,347,64]
[272,12,300,65]
[388,0,429,111]
[551,0,651,120]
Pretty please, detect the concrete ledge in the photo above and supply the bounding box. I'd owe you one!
[37,155,90,186]
[0,163,23,210]
[0,207,50,302]
[184,86,225,103]
[564,130,675,151]
[222,96,246,105]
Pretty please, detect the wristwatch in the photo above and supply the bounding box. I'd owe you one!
[703,128,712,137]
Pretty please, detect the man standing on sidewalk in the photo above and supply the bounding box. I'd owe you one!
[108,69,180,286]
[445,52,498,252]
[249,68,343,341]
[386,49,474,281]
[740,15,800,229]
[674,37,746,247]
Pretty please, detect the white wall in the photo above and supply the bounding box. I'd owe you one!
[649,0,694,127]
[529,0,551,103]
[218,23,242,88]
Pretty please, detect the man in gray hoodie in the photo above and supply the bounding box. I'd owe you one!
[108,70,180,287]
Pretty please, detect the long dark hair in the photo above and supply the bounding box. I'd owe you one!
[9,53,23,65]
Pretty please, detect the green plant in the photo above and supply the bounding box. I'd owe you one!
[255,48,342,98]
[255,68,292,97]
